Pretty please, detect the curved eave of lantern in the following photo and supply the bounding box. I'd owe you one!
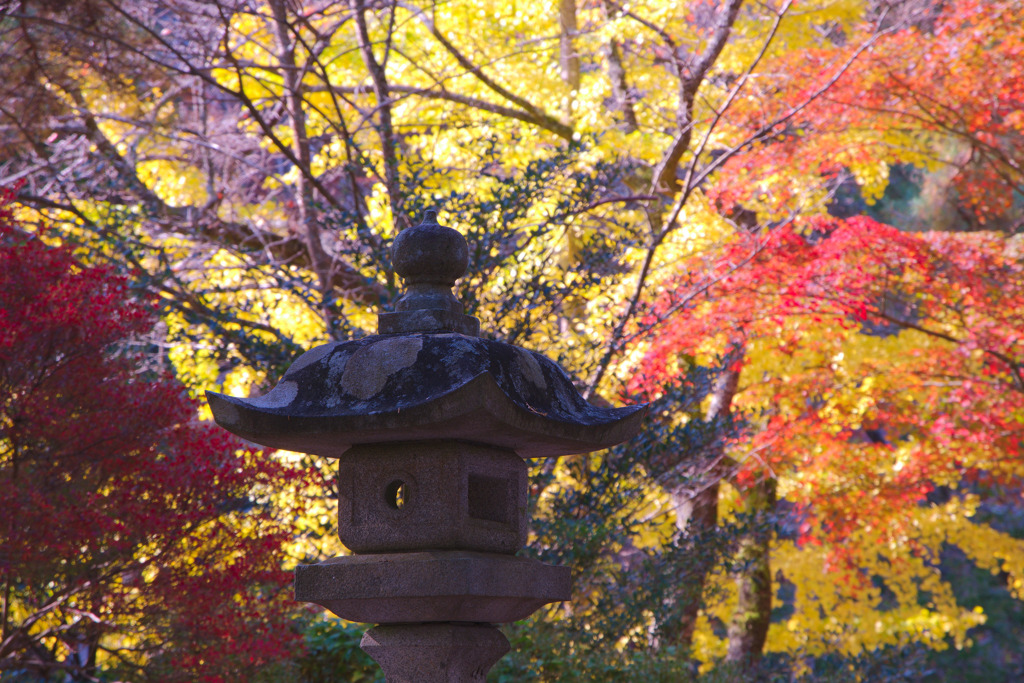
[206,333,647,459]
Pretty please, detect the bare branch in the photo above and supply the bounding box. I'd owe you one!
[651,0,744,194]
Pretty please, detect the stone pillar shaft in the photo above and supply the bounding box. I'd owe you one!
[361,624,510,683]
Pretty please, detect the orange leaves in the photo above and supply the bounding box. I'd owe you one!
[704,1,1024,228]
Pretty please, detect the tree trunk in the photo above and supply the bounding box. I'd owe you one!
[725,476,776,668]
[660,348,742,651]
[598,0,638,132]
[665,479,720,648]
[1,444,15,647]
[559,0,580,93]
[352,0,405,233]
[268,0,336,325]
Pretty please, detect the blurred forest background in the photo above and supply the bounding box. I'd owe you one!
[1,0,1023,680]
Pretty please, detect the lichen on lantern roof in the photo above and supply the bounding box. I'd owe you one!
[206,332,646,459]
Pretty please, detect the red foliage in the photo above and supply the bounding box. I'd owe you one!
[706,1,1024,228]
[630,214,1024,547]
[0,189,307,681]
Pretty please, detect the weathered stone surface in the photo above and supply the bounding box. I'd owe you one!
[205,333,647,459]
[378,308,480,336]
[294,551,572,623]
[382,209,481,337]
[337,441,527,554]
[361,624,509,683]
[391,210,469,289]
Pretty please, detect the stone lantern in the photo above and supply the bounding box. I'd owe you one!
[206,211,646,681]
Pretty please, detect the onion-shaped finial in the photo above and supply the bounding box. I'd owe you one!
[379,210,480,336]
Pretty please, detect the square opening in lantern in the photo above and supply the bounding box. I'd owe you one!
[467,473,512,524]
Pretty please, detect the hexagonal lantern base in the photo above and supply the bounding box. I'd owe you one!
[338,441,527,554]
[294,550,571,623]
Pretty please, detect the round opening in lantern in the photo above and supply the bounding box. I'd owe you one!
[385,480,407,510]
